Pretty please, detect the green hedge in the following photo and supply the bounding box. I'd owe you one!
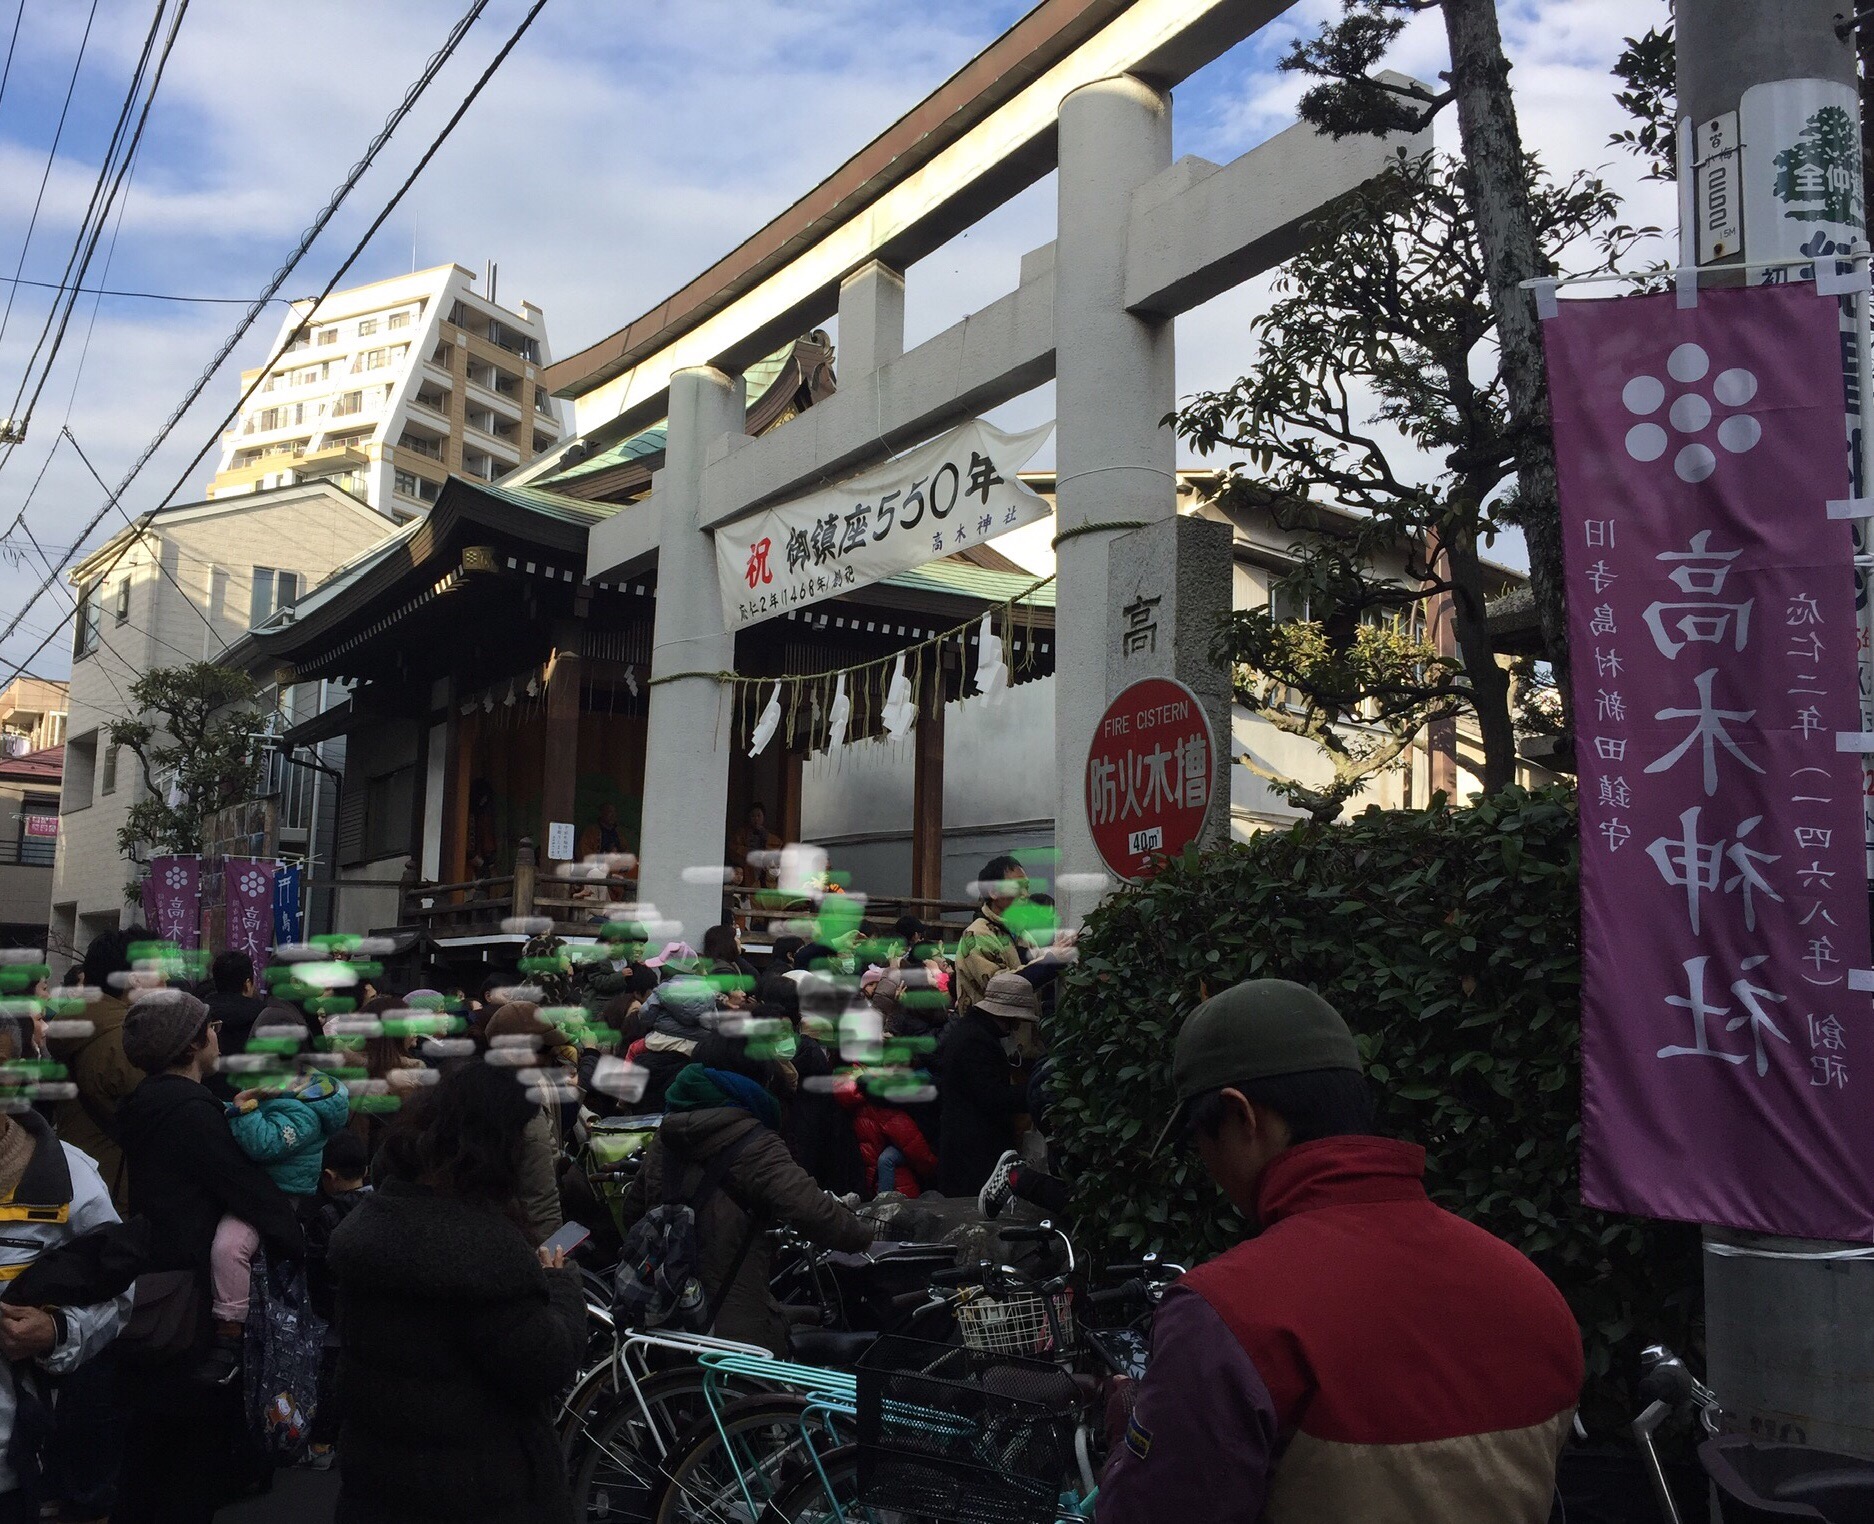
[1050,785,1700,1429]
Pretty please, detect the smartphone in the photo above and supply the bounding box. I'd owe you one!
[541,1220,590,1258]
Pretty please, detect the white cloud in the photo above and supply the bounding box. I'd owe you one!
[0,0,1674,674]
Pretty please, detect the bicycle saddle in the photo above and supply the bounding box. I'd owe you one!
[790,1328,883,1368]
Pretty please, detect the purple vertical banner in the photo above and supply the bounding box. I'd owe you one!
[145,855,202,952]
[1548,281,1874,1241]
[224,859,276,975]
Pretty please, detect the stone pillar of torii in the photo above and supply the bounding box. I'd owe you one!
[619,75,1429,940]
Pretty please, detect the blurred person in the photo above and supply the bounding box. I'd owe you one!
[482,1003,570,1246]
[617,1032,871,1353]
[630,976,720,1114]
[576,801,627,862]
[300,1130,371,1472]
[198,1021,351,1386]
[329,1062,585,1524]
[49,927,152,1212]
[0,1016,134,1524]
[203,951,266,1075]
[835,1074,938,1198]
[955,855,1028,1014]
[114,991,304,1523]
[1096,981,1582,1524]
[727,801,776,886]
[935,972,1038,1197]
[764,979,865,1197]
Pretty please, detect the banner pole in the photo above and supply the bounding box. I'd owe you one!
[1856,255,1874,882]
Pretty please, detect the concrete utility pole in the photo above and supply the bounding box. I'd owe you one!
[1677,0,1874,1458]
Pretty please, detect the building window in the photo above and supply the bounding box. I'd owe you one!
[100,744,118,796]
[357,317,378,337]
[73,585,101,659]
[363,765,415,859]
[63,732,97,812]
[17,798,57,866]
[394,469,419,498]
[250,567,301,627]
[332,391,363,418]
[388,311,409,330]
[317,327,337,346]
[113,578,129,624]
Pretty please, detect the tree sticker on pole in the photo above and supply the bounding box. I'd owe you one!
[1771,105,1863,228]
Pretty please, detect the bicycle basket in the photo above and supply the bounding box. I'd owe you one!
[856,1335,1077,1524]
[955,1289,1075,1358]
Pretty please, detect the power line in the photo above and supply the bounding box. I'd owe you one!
[0,0,183,457]
[62,427,219,639]
[0,0,100,350]
[0,275,295,307]
[0,0,537,686]
[0,0,25,132]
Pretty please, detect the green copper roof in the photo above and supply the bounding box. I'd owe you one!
[880,558,1055,607]
[533,340,800,486]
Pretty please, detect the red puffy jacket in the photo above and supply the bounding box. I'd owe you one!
[834,1079,938,1196]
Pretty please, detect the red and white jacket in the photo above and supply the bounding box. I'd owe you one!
[1097,1136,1583,1524]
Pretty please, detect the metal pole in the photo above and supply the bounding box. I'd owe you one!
[1679,0,1874,1458]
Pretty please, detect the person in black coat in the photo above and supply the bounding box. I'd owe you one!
[113,989,308,1523]
[935,973,1038,1198]
[329,1060,586,1524]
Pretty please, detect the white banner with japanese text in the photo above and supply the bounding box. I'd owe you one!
[716,419,1052,630]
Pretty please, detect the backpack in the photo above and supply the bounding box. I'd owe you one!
[614,1129,760,1334]
[244,1248,328,1463]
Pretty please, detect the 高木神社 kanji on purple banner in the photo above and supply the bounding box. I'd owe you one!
[1547,280,1874,1241]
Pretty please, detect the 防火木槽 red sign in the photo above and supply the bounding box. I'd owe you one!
[1086,677,1214,880]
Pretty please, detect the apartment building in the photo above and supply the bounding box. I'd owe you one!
[50,481,388,964]
[208,264,561,522]
[0,677,67,755]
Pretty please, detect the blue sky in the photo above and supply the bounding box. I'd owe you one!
[0,0,1673,682]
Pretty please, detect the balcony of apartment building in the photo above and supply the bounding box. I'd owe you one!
[458,446,505,483]
[292,438,372,501]
[218,438,312,493]
[462,405,520,463]
[410,376,452,423]
[446,301,540,363]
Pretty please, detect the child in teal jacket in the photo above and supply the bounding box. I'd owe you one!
[204,1069,351,1382]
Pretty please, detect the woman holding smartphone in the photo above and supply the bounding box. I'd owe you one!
[328,1060,587,1524]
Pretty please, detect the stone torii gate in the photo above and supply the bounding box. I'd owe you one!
[572,7,1427,937]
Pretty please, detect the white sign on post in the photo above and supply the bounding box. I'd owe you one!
[715,419,1053,630]
[1695,110,1742,264]
[547,821,575,861]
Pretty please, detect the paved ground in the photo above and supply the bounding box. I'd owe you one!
[222,1467,340,1521]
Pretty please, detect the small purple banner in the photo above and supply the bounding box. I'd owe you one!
[224,859,275,975]
[1549,281,1874,1241]
[145,855,202,952]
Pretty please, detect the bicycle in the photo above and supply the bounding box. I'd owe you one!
[649,1222,1179,1523]
[1633,1343,1874,1523]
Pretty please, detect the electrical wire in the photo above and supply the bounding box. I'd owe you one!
[0,0,25,130]
[0,275,295,306]
[0,0,101,349]
[0,0,183,458]
[0,0,508,672]
[62,428,218,637]
[0,0,168,486]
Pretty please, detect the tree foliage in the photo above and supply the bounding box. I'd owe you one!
[1611,19,1677,183]
[1173,153,1642,816]
[1048,787,1702,1430]
[107,662,262,859]
[1279,0,1578,705]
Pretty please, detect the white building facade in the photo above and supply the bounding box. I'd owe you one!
[50,481,389,963]
[209,264,561,521]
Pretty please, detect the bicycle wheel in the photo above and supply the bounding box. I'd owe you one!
[652,1394,849,1524]
[764,1447,946,1524]
[573,1367,772,1523]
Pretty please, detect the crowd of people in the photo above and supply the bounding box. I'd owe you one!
[0,843,1588,1524]
[0,853,1069,1522]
